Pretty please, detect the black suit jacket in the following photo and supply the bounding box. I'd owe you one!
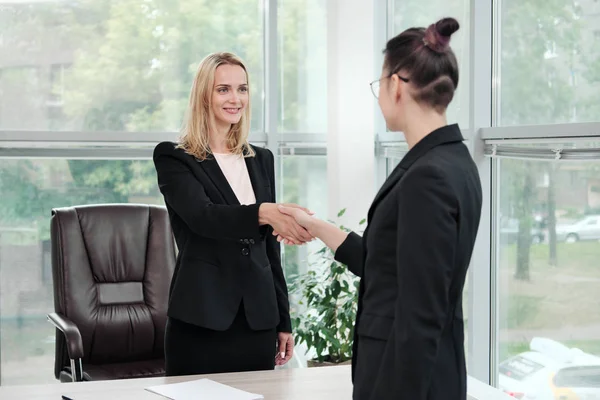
[335,125,482,400]
[153,142,291,333]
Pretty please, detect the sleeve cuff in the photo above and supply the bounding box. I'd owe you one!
[277,318,292,333]
[239,203,263,241]
[334,232,364,277]
[334,231,361,265]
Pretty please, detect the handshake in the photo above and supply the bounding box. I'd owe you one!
[258,203,317,245]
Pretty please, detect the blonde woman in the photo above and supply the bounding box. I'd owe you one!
[153,52,311,375]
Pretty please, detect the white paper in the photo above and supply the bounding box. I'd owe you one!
[145,378,264,400]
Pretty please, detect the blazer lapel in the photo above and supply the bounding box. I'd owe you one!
[198,156,240,205]
[368,124,465,221]
[368,165,407,222]
[245,151,270,204]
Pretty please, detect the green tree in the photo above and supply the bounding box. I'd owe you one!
[514,161,534,280]
[56,0,265,210]
[0,1,322,246]
[547,163,558,267]
[500,0,581,280]
[579,18,600,122]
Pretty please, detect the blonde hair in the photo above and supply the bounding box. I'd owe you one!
[178,52,254,160]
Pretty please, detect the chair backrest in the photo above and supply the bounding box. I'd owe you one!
[51,204,175,378]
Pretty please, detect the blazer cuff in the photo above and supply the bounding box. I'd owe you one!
[239,202,263,241]
[334,232,364,277]
[334,231,361,266]
[277,317,292,333]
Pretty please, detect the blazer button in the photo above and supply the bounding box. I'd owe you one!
[241,248,250,256]
[244,239,250,244]
[249,239,255,244]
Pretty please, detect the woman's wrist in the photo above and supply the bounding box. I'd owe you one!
[307,217,325,238]
[258,203,276,226]
[310,219,348,253]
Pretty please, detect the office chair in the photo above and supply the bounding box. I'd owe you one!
[47,204,175,382]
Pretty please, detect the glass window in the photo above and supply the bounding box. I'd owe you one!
[279,154,328,367]
[499,0,600,125]
[497,157,600,398]
[278,0,327,133]
[553,366,600,388]
[499,355,545,381]
[392,0,470,128]
[0,158,162,385]
[279,154,328,279]
[0,0,264,132]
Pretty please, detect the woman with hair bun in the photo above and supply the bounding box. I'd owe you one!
[275,18,482,399]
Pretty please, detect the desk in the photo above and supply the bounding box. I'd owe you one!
[0,365,512,400]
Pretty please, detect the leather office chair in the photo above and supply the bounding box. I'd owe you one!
[47,204,175,382]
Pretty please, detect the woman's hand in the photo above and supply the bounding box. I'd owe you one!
[259,203,314,245]
[274,206,349,253]
[279,205,316,231]
[273,205,318,245]
[275,332,294,366]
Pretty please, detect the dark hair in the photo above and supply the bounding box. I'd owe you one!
[383,17,460,112]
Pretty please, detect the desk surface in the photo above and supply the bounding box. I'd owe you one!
[0,366,352,400]
[0,365,511,400]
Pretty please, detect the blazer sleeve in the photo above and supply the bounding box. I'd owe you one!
[334,232,364,277]
[373,165,457,400]
[263,148,292,333]
[153,142,262,242]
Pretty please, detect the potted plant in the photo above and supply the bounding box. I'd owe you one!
[288,209,364,366]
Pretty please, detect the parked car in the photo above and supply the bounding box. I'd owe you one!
[556,215,600,243]
[499,347,562,399]
[499,338,600,400]
[548,364,600,399]
[500,217,546,245]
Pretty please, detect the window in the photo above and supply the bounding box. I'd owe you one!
[0,158,162,385]
[0,67,43,130]
[496,156,600,397]
[392,0,471,128]
[0,0,333,383]
[278,0,327,133]
[499,0,600,125]
[47,64,67,107]
[553,366,600,388]
[280,155,327,279]
[499,355,545,381]
[0,0,264,132]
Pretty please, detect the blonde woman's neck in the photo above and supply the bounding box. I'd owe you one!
[209,125,232,154]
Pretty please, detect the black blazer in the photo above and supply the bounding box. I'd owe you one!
[335,125,482,400]
[153,142,291,333]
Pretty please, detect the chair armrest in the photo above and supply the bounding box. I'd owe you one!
[47,312,84,360]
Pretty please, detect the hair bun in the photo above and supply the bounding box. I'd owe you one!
[435,17,460,38]
[423,18,459,53]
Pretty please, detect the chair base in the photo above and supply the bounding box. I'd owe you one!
[59,359,165,382]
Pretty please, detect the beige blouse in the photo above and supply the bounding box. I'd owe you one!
[213,153,256,205]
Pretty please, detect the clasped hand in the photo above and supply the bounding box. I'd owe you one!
[259,203,315,245]
[271,205,315,246]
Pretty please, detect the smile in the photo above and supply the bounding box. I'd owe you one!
[223,108,241,114]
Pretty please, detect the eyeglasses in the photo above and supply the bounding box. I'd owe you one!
[369,73,409,99]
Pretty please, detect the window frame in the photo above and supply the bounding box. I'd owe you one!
[3,0,600,390]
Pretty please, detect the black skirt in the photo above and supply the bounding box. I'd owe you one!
[164,302,277,376]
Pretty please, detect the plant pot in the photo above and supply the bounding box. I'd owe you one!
[307,359,352,368]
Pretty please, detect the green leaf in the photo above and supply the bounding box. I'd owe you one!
[291,208,364,364]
